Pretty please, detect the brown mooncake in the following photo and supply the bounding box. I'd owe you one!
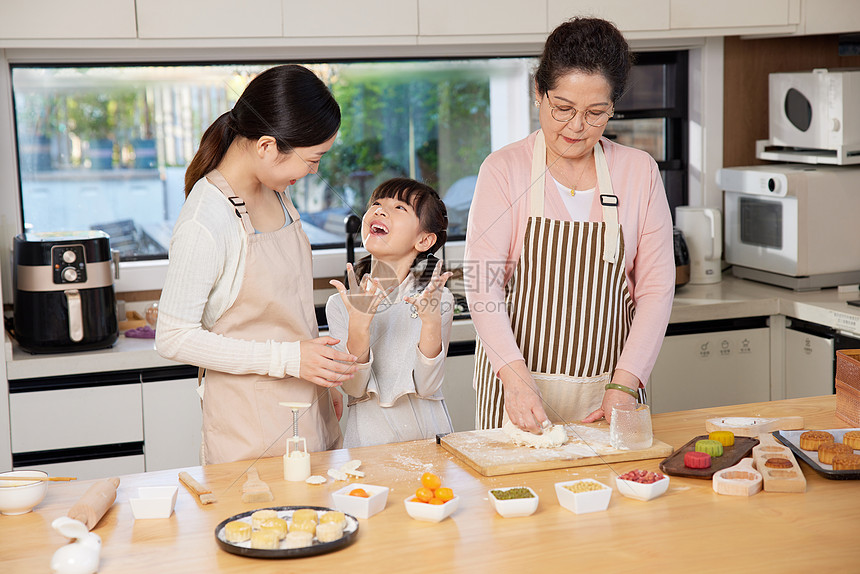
[831,453,860,471]
[842,431,860,450]
[818,443,853,465]
[764,457,793,469]
[798,430,834,451]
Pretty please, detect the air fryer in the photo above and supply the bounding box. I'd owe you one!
[13,231,118,353]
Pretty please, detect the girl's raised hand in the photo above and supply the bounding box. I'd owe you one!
[404,259,453,324]
[329,263,392,330]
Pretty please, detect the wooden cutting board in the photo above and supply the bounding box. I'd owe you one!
[439,424,673,477]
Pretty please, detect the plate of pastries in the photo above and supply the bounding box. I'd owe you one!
[215,505,359,558]
[774,428,860,479]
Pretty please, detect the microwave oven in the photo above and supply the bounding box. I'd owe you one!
[769,69,860,154]
[718,164,860,291]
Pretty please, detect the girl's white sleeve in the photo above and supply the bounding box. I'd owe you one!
[324,294,371,397]
[412,289,454,397]
[155,218,300,377]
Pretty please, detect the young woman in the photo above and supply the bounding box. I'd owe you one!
[156,65,358,464]
[325,178,455,447]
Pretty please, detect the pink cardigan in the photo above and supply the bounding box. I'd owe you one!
[464,131,675,386]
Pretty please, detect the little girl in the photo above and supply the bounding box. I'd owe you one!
[326,177,455,447]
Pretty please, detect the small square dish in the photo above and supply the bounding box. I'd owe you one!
[403,495,460,522]
[129,486,178,519]
[330,484,389,519]
[614,471,670,501]
[554,479,611,514]
[488,486,539,518]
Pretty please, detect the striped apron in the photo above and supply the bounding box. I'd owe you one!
[474,131,635,429]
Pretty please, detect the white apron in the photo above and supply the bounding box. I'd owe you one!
[200,170,342,464]
[474,131,635,428]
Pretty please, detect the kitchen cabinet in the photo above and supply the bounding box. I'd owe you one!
[4,0,857,46]
[417,0,546,37]
[141,377,202,472]
[648,317,771,414]
[784,325,834,398]
[801,0,860,35]
[284,0,418,38]
[669,0,799,30]
[0,1,137,40]
[14,455,146,481]
[136,0,282,39]
[10,384,143,453]
[548,0,670,33]
[9,381,146,480]
[6,365,200,480]
[441,342,477,432]
[783,318,860,400]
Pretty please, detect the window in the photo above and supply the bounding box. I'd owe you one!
[11,53,686,260]
[606,51,688,213]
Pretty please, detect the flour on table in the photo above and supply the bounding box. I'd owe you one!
[503,421,568,448]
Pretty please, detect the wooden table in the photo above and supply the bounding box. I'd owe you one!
[3,396,858,573]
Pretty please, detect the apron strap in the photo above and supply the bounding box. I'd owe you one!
[530,131,548,219]
[594,142,620,264]
[530,133,620,264]
[205,169,256,235]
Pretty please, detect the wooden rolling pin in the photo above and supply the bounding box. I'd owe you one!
[67,477,120,530]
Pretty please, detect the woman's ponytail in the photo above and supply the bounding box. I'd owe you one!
[184,112,235,197]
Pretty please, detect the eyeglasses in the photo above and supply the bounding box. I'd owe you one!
[545,93,614,127]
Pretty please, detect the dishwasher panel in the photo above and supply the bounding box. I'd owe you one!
[649,320,770,414]
[785,323,835,398]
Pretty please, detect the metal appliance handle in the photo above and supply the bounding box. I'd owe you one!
[65,289,84,342]
[111,249,121,280]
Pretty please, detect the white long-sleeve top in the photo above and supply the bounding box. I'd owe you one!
[155,177,301,377]
[325,281,455,447]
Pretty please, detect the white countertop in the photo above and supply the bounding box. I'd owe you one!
[4,331,180,380]
[3,315,479,381]
[5,273,860,381]
[671,273,860,335]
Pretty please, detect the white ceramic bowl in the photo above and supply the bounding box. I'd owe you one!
[554,479,611,515]
[331,483,389,519]
[403,495,460,522]
[0,470,48,515]
[129,486,178,519]
[614,474,670,502]
[488,486,539,518]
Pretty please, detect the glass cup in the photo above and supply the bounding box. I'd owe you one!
[609,404,653,450]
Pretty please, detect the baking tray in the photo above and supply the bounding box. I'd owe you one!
[773,429,860,480]
[659,434,759,479]
[215,506,358,559]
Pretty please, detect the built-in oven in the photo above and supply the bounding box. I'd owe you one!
[719,164,860,290]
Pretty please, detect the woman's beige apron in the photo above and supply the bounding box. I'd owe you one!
[474,131,635,429]
[200,170,341,464]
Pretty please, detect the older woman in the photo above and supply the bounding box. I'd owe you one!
[464,17,675,432]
